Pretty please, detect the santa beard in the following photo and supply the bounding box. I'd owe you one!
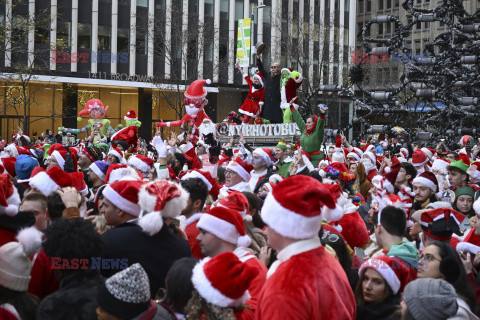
[361,158,375,173]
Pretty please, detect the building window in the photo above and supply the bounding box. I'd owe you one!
[155,0,165,10]
[119,0,130,5]
[117,27,129,52]
[394,0,399,6]
[386,0,391,9]
[378,0,383,10]
[137,0,147,7]
[345,0,350,11]
[366,0,371,12]
[220,0,229,20]
[77,23,91,50]
[263,5,271,23]
[359,0,364,13]
[344,28,349,45]
[136,29,147,55]
[205,41,213,62]
[235,1,244,20]
[57,22,71,48]
[98,26,110,51]
[205,0,214,17]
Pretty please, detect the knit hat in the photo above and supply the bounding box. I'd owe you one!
[191,252,258,307]
[431,158,450,175]
[70,172,89,197]
[253,148,272,167]
[216,191,250,220]
[105,164,142,184]
[128,155,154,173]
[449,155,470,174]
[137,180,189,235]
[226,157,253,182]
[81,145,103,162]
[404,278,458,320]
[124,109,138,121]
[184,79,211,100]
[14,155,38,180]
[180,169,214,191]
[261,175,341,239]
[89,160,110,182]
[0,157,17,177]
[412,149,428,167]
[107,147,126,164]
[103,180,146,216]
[197,206,251,247]
[0,174,21,216]
[29,166,72,196]
[454,185,476,199]
[0,226,43,291]
[275,140,287,151]
[97,263,151,319]
[420,207,463,241]
[359,255,410,294]
[412,171,438,192]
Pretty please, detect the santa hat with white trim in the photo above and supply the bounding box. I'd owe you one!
[412,171,438,192]
[89,161,110,182]
[419,207,463,241]
[103,180,146,217]
[0,174,21,216]
[29,166,72,196]
[124,109,137,121]
[421,147,435,161]
[107,147,126,164]
[191,251,258,308]
[332,136,346,163]
[70,172,89,197]
[359,255,410,294]
[346,147,363,162]
[261,175,341,239]
[137,180,189,235]
[105,164,142,184]
[253,148,272,167]
[411,149,428,167]
[127,155,154,173]
[180,169,214,191]
[431,158,450,176]
[226,157,253,182]
[253,72,264,88]
[0,157,17,177]
[216,191,250,221]
[362,151,376,166]
[197,206,252,247]
[400,147,409,160]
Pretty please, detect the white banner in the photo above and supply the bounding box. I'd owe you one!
[227,123,301,137]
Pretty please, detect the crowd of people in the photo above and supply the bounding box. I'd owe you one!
[2,76,480,320]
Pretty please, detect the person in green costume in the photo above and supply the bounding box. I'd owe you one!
[290,97,326,167]
[274,139,293,178]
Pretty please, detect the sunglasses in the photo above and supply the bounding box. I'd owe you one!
[321,232,340,243]
[271,66,279,69]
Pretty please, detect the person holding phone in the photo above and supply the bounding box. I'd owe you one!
[289,97,326,167]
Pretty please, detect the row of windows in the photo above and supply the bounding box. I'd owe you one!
[358,0,399,13]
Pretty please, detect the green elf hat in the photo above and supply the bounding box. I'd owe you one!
[448,154,470,174]
[96,142,110,154]
[454,185,475,199]
[276,139,287,150]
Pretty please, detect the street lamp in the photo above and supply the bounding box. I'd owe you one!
[249,1,266,72]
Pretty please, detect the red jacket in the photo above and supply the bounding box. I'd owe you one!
[184,219,205,259]
[255,246,356,320]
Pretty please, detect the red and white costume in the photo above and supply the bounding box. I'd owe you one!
[238,73,265,123]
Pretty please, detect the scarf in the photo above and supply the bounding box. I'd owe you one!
[305,115,318,135]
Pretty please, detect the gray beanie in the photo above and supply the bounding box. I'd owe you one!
[404,278,458,320]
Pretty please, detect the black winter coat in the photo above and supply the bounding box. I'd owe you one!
[356,294,401,320]
[101,222,191,297]
[257,58,283,123]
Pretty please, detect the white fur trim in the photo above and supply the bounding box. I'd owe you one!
[137,212,164,236]
[384,166,391,173]
[191,258,250,307]
[205,79,212,84]
[108,149,124,163]
[474,198,480,215]
[29,171,61,196]
[5,144,18,158]
[261,192,323,239]
[302,155,315,172]
[431,159,449,175]
[412,176,437,192]
[227,162,250,182]
[181,171,212,191]
[138,181,189,219]
[332,149,345,163]
[108,167,141,183]
[181,142,194,154]
[412,157,428,167]
[51,150,65,169]
[197,214,240,245]
[359,259,401,294]
[322,203,344,222]
[421,148,433,160]
[128,156,151,173]
[293,73,303,83]
[0,187,20,216]
[16,226,43,256]
[89,163,106,181]
[238,109,258,118]
[252,74,264,87]
[103,185,141,216]
[347,152,360,162]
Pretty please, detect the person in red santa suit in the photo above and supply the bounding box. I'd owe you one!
[361,151,378,182]
[156,79,213,140]
[235,63,265,124]
[256,175,356,320]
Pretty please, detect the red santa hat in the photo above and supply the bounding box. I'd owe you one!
[105,164,142,184]
[346,147,363,162]
[29,166,72,196]
[431,158,450,176]
[180,169,214,191]
[252,72,264,87]
[226,157,253,182]
[421,147,435,161]
[103,180,146,217]
[411,149,428,167]
[420,208,464,241]
[137,180,189,235]
[127,155,154,173]
[184,79,211,100]
[412,171,438,192]
[383,156,401,191]
[197,206,251,247]
[108,148,126,164]
[331,136,346,163]
[253,148,272,167]
[111,125,138,147]
[0,157,17,177]
[70,172,89,197]
[400,147,409,159]
[216,191,250,221]
[191,252,258,307]
[362,151,376,166]
[0,174,21,216]
[261,175,341,239]
[359,255,409,294]
[124,109,137,121]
